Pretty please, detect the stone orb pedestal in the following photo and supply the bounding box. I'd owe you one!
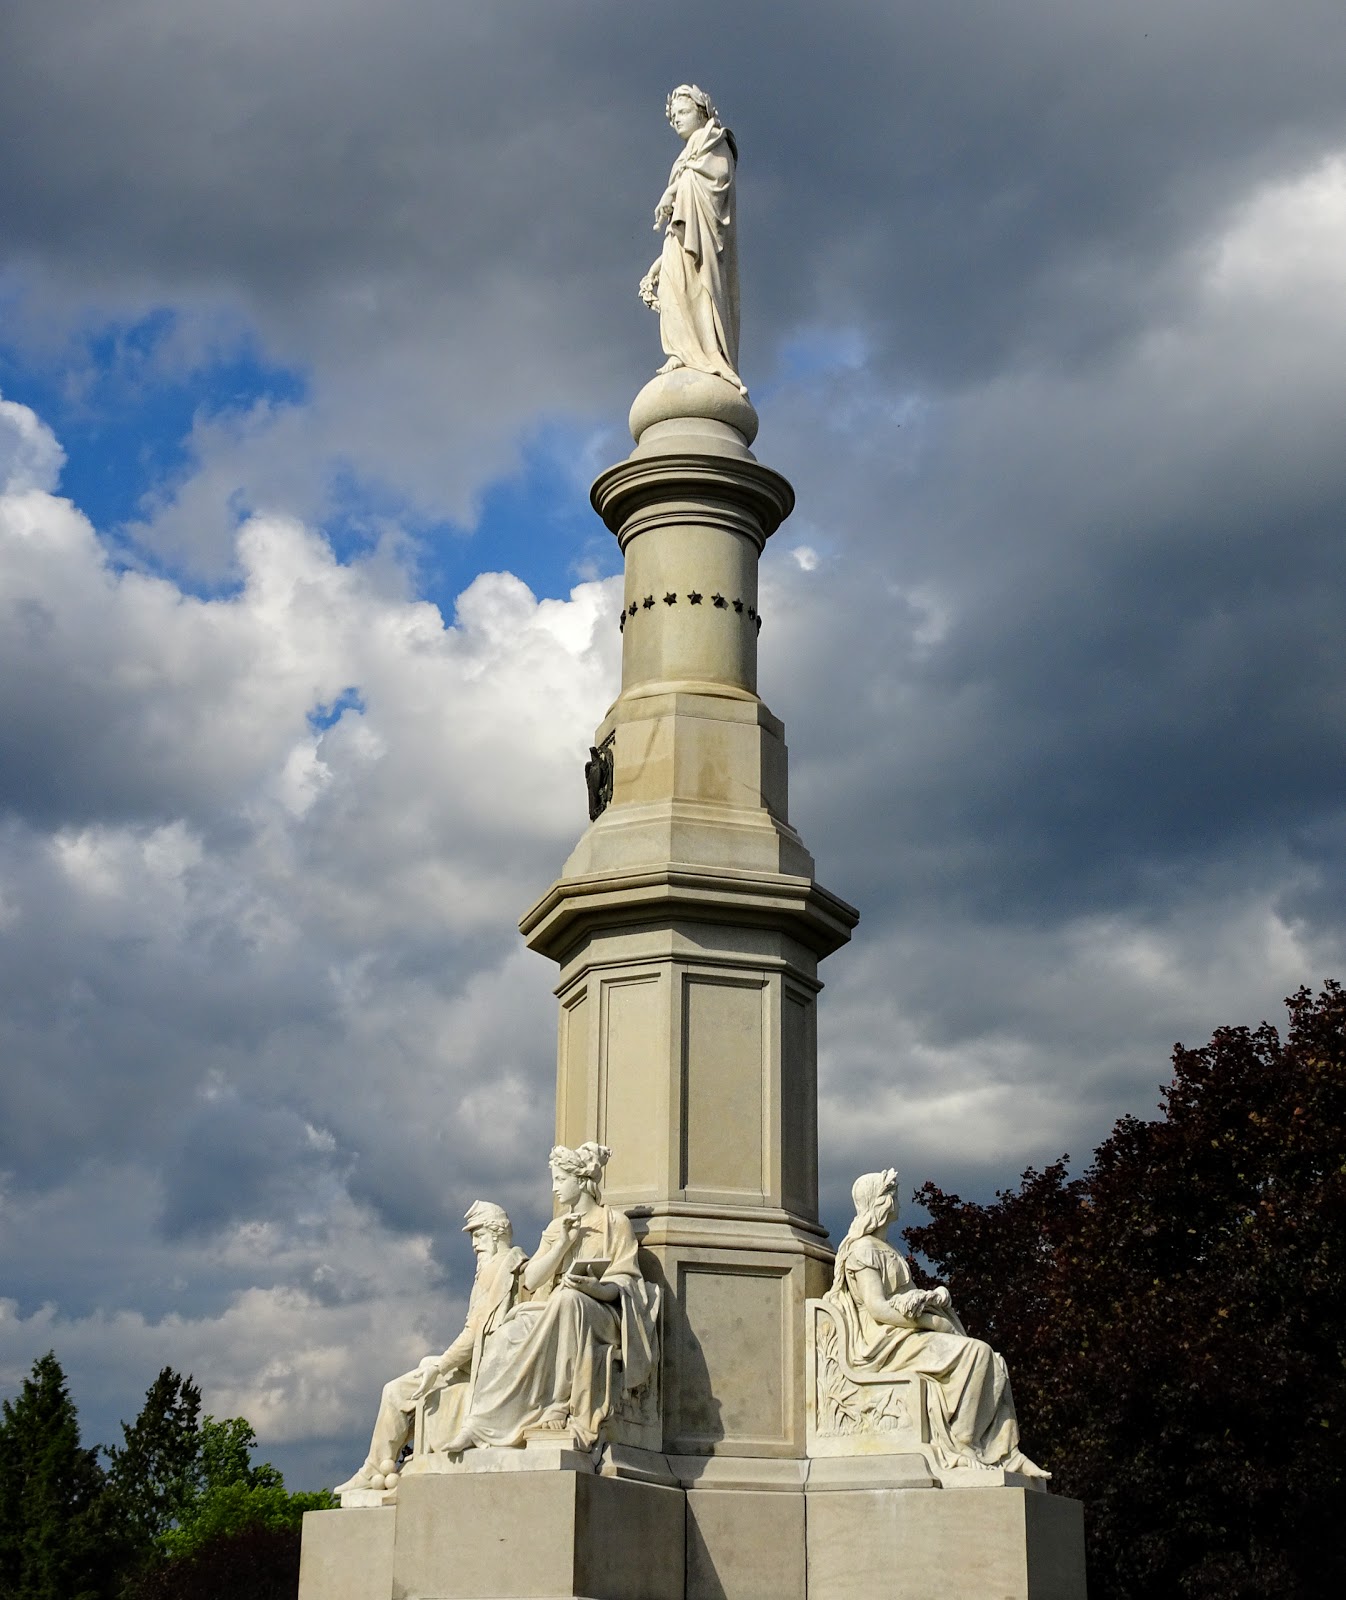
[629,370,759,460]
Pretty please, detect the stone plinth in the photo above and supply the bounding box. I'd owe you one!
[300,1454,1085,1600]
[674,1456,808,1600]
[805,1479,1087,1600]
[298,1506,395,1600]
[300,1466,684,1600]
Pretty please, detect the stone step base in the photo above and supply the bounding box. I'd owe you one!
[301,1454,1085,1600]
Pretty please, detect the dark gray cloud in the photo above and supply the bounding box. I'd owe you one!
[5,2,1345,537]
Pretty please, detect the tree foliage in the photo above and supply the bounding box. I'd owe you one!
[194,1416,282,1500]
[0,1356,333,1600]
[110,1383,333,1587]
[905,981,1346,1600]
[105,1368,204,1560]
[123,1526,303,1600]
[160,1480,334,1562]
[0,1351,117,1600]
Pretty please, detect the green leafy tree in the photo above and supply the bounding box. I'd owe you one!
[0,1351,115,1600]
[161,1415,328,1562]
[105,1370,332,1595]
[162,1480,335,1562]
[194,1417,281,1496]
[905,981,1346,1600]
[123,1411,334,1600]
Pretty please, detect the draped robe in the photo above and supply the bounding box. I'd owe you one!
[455,1205,657,1450]
[655,120,744,394]
[828,1234,1039,1473]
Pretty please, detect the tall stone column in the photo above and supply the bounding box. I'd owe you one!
[520,370,858,1462]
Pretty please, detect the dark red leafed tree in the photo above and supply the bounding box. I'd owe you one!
[905,981,1346,1600]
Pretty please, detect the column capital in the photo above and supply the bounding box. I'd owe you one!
[591,453,795,554]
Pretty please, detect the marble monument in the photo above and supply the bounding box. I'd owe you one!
[298,86,1087,1600]
[639,85,745,397]
[332,1200,526,1498]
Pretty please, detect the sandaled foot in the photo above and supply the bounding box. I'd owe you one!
[333,1464,375,1494]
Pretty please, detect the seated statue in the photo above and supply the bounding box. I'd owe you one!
[334,1199,525,1493]
[443,1142,658,1453]
[822,1167,1047,1477]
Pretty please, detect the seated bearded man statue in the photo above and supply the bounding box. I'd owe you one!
[334,1199,525,1493]
[443,1142,658,1452]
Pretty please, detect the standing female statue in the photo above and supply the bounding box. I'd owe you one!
[443,1142,658,1452]
[639,85,746,396]
[827,1168,1048,1476]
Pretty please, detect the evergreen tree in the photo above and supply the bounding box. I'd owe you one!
[906,980,1346,1600]
[0,1351,114,1600]
[104,1368,203,1563]
[1,1357,334,1600]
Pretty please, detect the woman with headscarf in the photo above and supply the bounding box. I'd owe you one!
[827,1167,1047,1476]
[639,84,746,396]
[444,1142,657,1452]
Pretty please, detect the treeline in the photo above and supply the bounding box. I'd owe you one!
[907,980,1346,1600]
[0,1357,333,1600]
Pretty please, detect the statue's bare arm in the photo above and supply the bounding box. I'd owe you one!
[851,1264,953,1329]
[523,1214,579,1293]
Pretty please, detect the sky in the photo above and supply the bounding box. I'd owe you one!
[2,0,1346,1490]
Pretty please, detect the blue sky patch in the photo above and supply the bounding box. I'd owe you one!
[307,686,366,732]
[411,422,622,614]
[0,308,306,547]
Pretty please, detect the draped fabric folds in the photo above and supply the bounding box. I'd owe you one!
[827,1234,1037,1473]
[655,121,745,395]
[455,1205,656,1450]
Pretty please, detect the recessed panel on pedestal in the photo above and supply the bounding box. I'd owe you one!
[681,973,767,1199]
[558,988,590,1150]
[780,986,818,1219]
[600,972,664,1198]
[669,1262,790,1453]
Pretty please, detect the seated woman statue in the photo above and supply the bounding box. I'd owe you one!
[827,1167,1047,1477]
[443,1142,657,1452]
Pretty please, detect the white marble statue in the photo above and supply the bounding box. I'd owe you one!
[639,84,746,396]
[825,1168,1048,1477]
[334,1200,525,1494]
[443,1142,659,1453]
